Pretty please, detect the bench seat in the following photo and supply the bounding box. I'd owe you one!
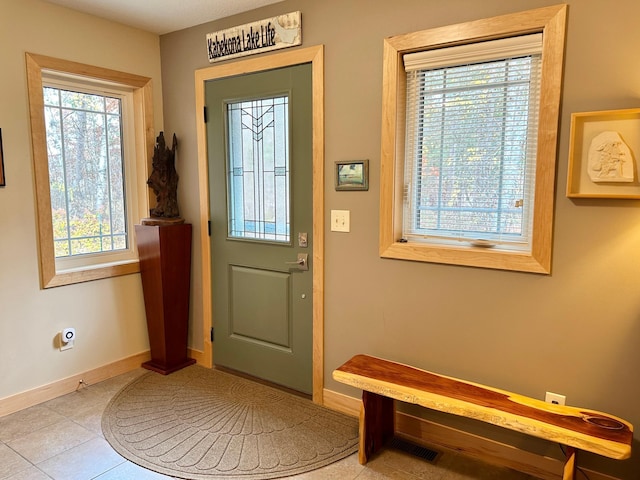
[333,354,633,479]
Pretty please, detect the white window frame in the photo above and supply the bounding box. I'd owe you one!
[26,53,155,288]
[379,5,567,274]
[402,34,542,251]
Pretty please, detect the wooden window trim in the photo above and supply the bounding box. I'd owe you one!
[26,53,155,288]
[379,5,567,274]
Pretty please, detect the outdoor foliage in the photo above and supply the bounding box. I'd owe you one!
[44,86,127,258]
[408,56,537,241]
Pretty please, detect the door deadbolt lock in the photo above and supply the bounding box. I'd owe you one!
[285,253,309,271]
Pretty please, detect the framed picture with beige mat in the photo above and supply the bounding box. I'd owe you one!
[567,108,640,198]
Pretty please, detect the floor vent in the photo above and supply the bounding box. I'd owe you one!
[388,437,440,463]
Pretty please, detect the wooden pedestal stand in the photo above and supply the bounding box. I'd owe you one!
[136,221,196,375]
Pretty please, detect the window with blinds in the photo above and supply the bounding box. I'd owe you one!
[402,34,542,250]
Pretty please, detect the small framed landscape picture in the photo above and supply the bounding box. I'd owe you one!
[0,128,5,187]
[335,160,369,191]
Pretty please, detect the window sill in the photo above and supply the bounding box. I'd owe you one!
[380,240,550,274]
[43,260,140,288]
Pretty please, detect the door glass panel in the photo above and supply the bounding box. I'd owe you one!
[226,96,290,243]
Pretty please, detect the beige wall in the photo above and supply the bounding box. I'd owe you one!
[160,0,640,477]
[0,0,163,398]
[1,0,637,477]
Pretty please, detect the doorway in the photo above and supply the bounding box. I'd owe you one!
[206,64,312,394]
[194,45,325,402]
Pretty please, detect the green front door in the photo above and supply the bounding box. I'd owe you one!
[206,63,313,394]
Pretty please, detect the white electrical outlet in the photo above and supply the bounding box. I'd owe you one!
[545,391,566,405]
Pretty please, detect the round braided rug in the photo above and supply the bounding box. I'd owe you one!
[102,365,358,479]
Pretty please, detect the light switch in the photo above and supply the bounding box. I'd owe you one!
[331,210,350,232]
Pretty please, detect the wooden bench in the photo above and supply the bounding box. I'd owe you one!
[333,354,633,480]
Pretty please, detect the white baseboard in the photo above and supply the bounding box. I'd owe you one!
[322,388,620,480]
[0,351,151,418]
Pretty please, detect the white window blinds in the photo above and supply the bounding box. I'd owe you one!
[402,34,542,250]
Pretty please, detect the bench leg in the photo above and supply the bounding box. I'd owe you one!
[359,391,395,464]
[562,447,576,480]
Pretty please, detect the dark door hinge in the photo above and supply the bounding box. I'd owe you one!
[210,327,214,342]
[204,106,208,123]
[208,220,211,236]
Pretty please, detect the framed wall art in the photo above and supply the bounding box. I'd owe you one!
[0,128,4,187]
[567,108,640,198]
[335,160,368,191]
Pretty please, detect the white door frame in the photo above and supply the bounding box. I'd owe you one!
[194,45,325,403]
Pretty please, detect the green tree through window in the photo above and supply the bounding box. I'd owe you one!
[44,87,127,257]
[27,53,153,287]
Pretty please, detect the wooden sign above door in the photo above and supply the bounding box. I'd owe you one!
[206,11,302,63]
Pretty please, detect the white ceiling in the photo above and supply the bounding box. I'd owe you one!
[44,0,284,35]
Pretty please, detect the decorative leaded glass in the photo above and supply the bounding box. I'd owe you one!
[226,96,290,243]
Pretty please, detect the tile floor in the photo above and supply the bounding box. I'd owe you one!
[0,368,537,480]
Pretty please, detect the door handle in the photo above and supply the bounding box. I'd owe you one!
[285,253,309,271]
